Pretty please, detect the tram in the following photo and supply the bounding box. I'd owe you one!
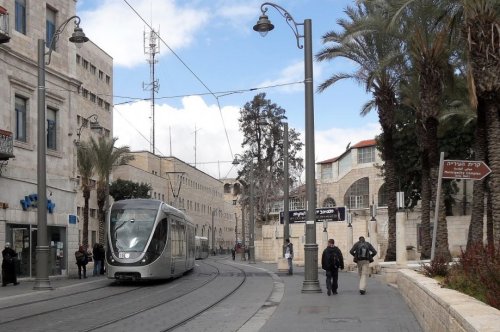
[195,236,209,260]
[105,199,196,280]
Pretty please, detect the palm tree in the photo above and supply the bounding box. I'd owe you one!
[316,1,403,260]
[90,136,133,244]
[76,141,95,248]
[457,0,500,247]
[389,0,456,259]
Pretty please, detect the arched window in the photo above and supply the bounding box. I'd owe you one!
[224,183,231,194]
[344,177,369,209]
[233,183,241,196]
[323,197,336,207]
[378,183,388,207]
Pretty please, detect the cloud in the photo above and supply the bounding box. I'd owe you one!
[78,0,209,67]
[113,97,381,181]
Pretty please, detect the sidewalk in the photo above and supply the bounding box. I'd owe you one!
[0,258,422,331]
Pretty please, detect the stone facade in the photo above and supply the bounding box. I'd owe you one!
[0,0,112,278]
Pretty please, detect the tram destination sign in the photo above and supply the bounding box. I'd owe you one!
[442,160,491,180]
[279,207,346,224]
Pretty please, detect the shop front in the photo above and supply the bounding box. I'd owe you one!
[5,223,67,278]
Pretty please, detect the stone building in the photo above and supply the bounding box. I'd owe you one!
[112,151,239,252]
[0,0,111,278]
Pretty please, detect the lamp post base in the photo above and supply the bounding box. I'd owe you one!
[301,280,322,293]
[33,245,53,290]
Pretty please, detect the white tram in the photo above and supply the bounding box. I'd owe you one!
[105,199,196,280]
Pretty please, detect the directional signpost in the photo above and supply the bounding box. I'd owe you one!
[442,160,492,180]
[432,154,493,260]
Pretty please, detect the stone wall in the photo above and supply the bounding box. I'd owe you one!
[397,269,500,332]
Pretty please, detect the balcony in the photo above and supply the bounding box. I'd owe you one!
[0,129,15,160]
[0,6,10,44]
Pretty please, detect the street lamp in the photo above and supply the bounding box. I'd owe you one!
[35,16,88,290]
[74,114,102,145]
[282,122,290,257]
[254,3,320,293]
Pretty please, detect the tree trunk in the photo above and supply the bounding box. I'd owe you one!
[485,99,500,248]
[97,184,106,245]
[419,119,432,259]
[467,102,487,249]
[82,187,90,248]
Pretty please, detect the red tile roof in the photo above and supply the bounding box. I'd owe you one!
[316,138,377,164]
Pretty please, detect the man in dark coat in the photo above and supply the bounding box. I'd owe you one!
[321,238,344,295]
[2,242,19,286]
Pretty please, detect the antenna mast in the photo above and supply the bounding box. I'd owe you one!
[143,28,160,154]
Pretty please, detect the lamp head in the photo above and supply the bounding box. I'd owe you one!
[69,26,89,44]
[232,157,241,165]
[253,14,274,37]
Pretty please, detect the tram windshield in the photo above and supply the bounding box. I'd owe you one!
[110,208,157,252]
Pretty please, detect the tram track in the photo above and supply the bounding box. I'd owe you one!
[0,259,225,332]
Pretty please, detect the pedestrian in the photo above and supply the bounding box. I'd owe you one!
[2,242,19,286]
[284,238,294,275]
[231,247,236,260]
[321,239,344,295]
[349,236,377,295]
[75,245,88,279]
[92,243,104,276]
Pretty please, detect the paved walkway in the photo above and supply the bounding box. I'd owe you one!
[0,257,422,331]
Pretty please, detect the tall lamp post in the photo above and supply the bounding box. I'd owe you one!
[254,3,320,293]
[282,122,290,257]
[35,16,88,290]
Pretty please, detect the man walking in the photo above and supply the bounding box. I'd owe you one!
[2,242,19,286]
[350,236,377,295]
[321,239,344,295]
[284,238,294,275]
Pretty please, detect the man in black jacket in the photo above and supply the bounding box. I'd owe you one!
[2,242,19,286]
[321,239,344,295]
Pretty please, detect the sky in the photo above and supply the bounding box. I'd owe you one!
[76,0,381,181]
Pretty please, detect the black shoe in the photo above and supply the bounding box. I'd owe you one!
[360,290,366,295]
[2,284,5,287]
[332,291,338,295]
[14,282,19,286]
[327,289,331,296]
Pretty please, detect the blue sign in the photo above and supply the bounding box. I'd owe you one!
[20,193,55,213]
[69,215,77,224]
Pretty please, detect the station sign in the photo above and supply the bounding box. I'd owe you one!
[279,207,346,224]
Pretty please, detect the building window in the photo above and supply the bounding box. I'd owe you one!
[321,164,332,179]
[90,209,96,218]
[76,54,81,64]
[82,59,89,69]
[15,0,26,34]
[357,146,375,164]
[98,98,103,107]
[47,107,57,150]
[90,93,96,103]
[90,64,96,75]
[344,177,369,209]
[105,75,110,84]
[104,102,110,111]
[378,183,387,207]
[338,152,352,175]
[46,7,57,50]
[322,197,336,207]
[15,95,27,142]
[98,70,103,79]
[82,89,88,98]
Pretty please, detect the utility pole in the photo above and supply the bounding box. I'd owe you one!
[143,27,160,154]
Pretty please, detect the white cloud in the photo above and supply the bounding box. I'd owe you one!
[79,0,209,67]
[114,97,381,181]
[113,96,243,179]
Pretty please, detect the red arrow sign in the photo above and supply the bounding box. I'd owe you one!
[442,160,492,180]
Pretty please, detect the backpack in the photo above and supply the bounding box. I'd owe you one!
[75,250,86,264]
[356,242,370,261]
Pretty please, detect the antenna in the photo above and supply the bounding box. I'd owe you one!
[143,27,160,154]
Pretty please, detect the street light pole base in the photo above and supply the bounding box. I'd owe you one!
[33,279,53,290]
[301,280,321,293]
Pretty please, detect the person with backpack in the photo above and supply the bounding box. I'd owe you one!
[75,245,88,279]
[350,236,377,295]
[321,238,344,295]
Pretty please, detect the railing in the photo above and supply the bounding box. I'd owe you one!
[0,129,14,160]
[0,6,10,43]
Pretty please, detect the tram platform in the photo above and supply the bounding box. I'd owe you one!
[0,256,422,331]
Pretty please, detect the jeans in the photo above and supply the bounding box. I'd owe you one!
[93,259,102,276]
[326,269,339,292]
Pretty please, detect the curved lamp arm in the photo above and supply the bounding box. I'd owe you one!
[257,2,304,49]
[46,15,88,65]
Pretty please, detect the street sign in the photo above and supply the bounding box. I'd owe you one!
[442,160,492,180]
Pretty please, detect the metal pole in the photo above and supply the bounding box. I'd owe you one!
[431,152,444,260]
[283,122,290,257]
[34,39,52,290]
[211,210,215,255]
[249,166,256,263]
[302,19,320,293]
[241,205,246,260]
